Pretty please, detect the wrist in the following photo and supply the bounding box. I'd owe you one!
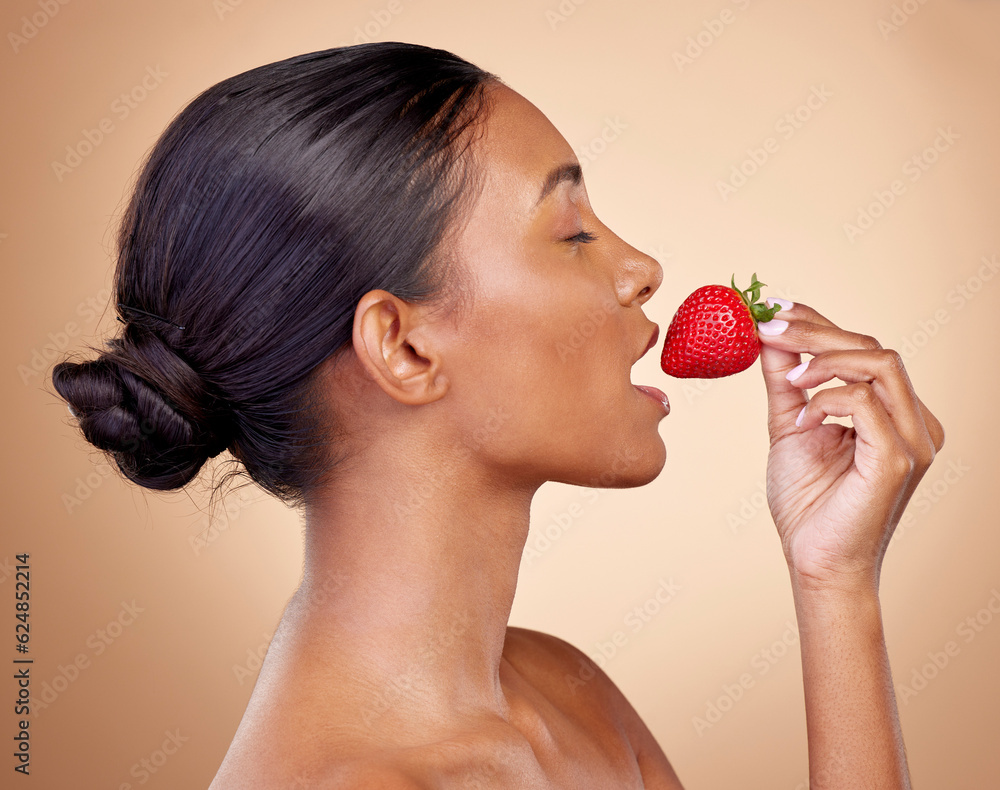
[788,564,879,596]
[788,562,882,614]
[785,547,884,599]
[788,568,883,627]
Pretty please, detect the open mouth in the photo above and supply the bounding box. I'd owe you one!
[632,324,670,414]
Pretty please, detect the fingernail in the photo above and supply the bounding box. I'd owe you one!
[766,297,794,311]
[757,319,788,336]
[795,405,807,427]
[786,359,810,382]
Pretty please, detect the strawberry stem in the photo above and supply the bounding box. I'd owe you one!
[731,273,782,324]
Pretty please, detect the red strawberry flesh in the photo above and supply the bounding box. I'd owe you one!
[659,275,780,379]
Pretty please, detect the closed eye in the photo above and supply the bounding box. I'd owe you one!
[566,230,598,244]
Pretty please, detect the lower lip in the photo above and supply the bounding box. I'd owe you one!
[634,385,670,415]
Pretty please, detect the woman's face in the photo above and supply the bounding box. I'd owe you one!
[432,83,668,490]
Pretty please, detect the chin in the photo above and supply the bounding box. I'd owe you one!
[587,435,667,489]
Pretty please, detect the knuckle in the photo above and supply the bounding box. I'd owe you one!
[915,438,937,469]
[929,415,946,451]
[858,334,882,351]
[880,349,904,372]
[850,382,874,404]
[797,321,826,342]
[889,450,916,479]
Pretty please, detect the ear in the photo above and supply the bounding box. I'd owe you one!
[351,289,449,406]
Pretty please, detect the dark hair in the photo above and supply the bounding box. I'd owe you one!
[51,42,498,507]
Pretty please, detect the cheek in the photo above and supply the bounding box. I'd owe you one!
[493,292,629,441]
[443,287,661,484]
[444,238,630,438]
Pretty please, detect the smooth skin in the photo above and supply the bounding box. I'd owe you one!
[209,83,943,789]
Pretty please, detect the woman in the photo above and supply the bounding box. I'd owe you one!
[52,42,942,788]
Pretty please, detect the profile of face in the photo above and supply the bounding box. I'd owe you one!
[353,84,668,493]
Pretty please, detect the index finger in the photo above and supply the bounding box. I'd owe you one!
[757,298,828,440]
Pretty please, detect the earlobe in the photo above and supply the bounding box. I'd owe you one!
[352,290,449,406]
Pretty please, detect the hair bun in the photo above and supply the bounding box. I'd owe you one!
[53,324,234,491]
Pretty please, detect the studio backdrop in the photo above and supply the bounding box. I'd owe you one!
[2,0,998,787]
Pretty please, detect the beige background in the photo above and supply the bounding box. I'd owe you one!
[2,0,998,787]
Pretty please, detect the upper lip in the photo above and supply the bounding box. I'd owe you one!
[636,324,659,363]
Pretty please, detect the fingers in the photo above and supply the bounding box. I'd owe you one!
[757,299,809,440]
[757,299,945,455]
[784,349,939,466]
[759,339,808,441]
[795,381,913,482]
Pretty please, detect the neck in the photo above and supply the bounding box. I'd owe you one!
[284,447,539,732]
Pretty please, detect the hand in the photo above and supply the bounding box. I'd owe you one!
[756,299,945,593]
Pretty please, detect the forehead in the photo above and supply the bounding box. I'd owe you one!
[471,84,578,210]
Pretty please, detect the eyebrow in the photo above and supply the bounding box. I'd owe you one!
[535,162,582,207]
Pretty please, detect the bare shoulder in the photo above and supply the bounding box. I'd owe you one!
[503,626,686,790]
[210,756,448,790]
[323,763,434,789]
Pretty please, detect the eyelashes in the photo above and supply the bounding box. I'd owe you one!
[566,230,598,244]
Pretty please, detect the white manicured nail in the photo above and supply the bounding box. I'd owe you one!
[786,359,810,382]
[795,405,807,427]
[758,319,788,336]
[766,297,794,311]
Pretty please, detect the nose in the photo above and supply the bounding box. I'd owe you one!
[615,240,663,308]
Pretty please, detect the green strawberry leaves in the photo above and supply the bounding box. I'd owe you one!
[731,272,782,324]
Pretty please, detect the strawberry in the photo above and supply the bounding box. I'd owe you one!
[660,273,783,379]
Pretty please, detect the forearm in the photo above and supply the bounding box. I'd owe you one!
[791,574,912,789]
